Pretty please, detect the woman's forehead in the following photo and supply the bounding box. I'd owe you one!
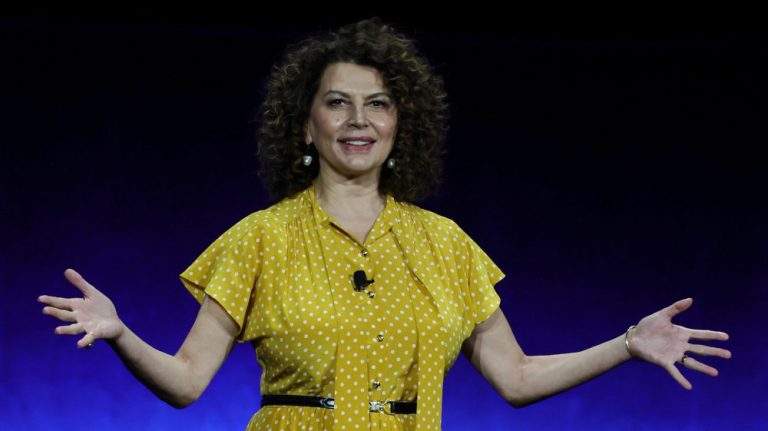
[317,63,387,94]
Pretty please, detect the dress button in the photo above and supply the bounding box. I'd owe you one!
[372,380,381,389]
[376,333,384,342]
[361,249,369,257]
[367,291,376,298]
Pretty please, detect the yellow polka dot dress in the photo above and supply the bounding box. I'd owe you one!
[180,186,504,431]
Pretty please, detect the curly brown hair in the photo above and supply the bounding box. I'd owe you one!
[257,18,448,202]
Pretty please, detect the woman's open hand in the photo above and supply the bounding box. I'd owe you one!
[627,298,731,389]
[39,269,124,348]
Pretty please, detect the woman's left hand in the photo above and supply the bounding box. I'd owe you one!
[627,298,731,389]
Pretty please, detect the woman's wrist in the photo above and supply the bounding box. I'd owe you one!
[105,318,129,347]
[624,324,637,359]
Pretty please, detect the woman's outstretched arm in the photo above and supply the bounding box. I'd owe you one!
[39,269,238,408]
[462,298,731,407]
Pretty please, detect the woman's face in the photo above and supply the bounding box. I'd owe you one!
[305,62,397,182]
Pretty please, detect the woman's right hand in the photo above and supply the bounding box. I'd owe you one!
[39,269,125,348]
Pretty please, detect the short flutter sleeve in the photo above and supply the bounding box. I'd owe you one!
[457,227,505,325]
[180,214,263,340]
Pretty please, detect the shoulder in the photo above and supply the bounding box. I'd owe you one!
[394,200,466,239]
[259,191,312,224]
[218,192,310,243]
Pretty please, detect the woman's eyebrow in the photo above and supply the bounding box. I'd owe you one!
[323,90,391,100]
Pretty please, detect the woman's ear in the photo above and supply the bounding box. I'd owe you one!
[304,124,312,146]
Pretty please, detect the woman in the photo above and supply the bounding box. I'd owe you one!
[39,18,731,431]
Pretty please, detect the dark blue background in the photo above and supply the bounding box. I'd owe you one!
[2,13,765,430]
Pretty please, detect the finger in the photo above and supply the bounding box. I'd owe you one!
[78,332,96,349]
[688,329,729,341]
[686,344,732,359]
[663,298,693,319]
[664,363,692,390]
[38,295,75,311]
[681,356,719,377]
[64,268,94,297]
[54,323,83,335]
[42,306,77,322]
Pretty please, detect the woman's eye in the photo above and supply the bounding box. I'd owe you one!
[328,99,346,107]
[369,100,389,108]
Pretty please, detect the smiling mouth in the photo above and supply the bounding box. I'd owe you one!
[340,140,375,146]
[338,139,375,153]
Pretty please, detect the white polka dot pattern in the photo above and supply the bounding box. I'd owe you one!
[180,186,504,430]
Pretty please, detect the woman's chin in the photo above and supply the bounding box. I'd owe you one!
[323,163,383,181]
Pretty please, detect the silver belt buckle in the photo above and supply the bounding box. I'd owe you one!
[320,397,336,409]
[369,400,394,415]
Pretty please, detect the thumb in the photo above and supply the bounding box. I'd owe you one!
[663,297,693,319]
[64,268,95,297]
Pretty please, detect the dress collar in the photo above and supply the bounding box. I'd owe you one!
[303,184,396,243]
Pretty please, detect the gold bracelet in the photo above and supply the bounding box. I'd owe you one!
[624,325,637,358]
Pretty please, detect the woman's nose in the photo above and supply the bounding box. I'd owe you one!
[347,105,367,128]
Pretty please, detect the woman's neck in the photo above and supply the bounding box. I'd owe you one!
[314,173,385,220]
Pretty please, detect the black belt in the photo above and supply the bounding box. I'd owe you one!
[260,394,417,414]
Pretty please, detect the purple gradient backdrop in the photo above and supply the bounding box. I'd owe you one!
[2,16,766,430]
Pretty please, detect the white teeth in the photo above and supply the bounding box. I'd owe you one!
[343,140,372,146]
